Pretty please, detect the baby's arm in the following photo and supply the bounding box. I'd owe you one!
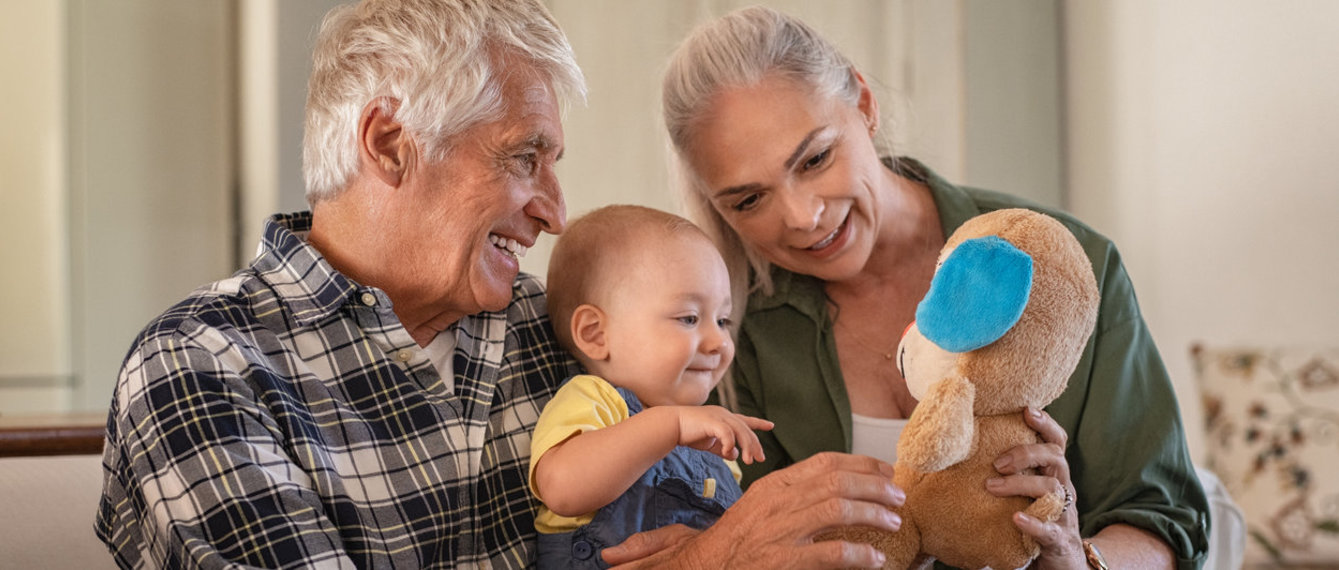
[533,405,772,517]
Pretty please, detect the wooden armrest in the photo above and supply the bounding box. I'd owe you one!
[0,412,106,457]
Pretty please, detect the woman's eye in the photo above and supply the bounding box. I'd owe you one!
[803,149,831,171]
[732,193,761,212]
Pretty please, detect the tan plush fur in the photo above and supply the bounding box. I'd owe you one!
[826,209,1100,569]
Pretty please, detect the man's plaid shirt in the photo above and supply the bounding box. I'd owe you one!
[96,212,578,569]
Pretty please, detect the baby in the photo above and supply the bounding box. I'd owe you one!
[530,205,773,569]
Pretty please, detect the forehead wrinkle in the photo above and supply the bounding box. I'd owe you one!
[491,70,560,151]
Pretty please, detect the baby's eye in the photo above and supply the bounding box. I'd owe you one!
[716,317,732,329]
[677,315,700,326]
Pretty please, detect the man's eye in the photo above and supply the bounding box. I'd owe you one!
[512,153,538,175]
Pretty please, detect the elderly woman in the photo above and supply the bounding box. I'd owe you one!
[660,6,1209,569]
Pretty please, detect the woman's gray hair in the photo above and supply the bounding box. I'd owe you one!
[303,0,586,203]
[663,5,863,298]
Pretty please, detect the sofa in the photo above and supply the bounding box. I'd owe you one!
[0,416,1246,569]
[0,453,116,569]
[1195,344,1339,568]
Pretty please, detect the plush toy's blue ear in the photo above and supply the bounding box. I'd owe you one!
[915,235,1033,353]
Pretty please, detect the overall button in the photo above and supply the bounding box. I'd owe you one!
[572,540,593,560]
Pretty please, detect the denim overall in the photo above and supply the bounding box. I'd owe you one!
[535,386,742,569]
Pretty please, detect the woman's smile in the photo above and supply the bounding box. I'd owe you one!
[803,214,850,253]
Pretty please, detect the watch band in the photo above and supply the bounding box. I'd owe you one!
[1082,539,1110,570]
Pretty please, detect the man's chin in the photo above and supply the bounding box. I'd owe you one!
[472,263,520,311]
[476,282,517,313]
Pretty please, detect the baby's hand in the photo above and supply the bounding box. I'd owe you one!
[674,406,774,464]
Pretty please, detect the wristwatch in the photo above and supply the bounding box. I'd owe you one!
[1082,539,1109,570]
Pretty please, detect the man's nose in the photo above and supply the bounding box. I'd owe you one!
[528,167,566,234]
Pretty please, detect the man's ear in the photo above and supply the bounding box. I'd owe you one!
[571,304,609,361]
[358,97,412,187]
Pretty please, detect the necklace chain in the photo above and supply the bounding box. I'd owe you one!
[834,318,898,361]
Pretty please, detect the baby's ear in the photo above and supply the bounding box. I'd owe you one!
[571,304,609,361]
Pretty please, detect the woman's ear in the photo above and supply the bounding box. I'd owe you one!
[851,69,880,135]
[357,97,413,187]
[571,304,610,361]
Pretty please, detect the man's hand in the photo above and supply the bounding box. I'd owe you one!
[601,524,701,566]
[674,405,774,464]
[604,452,906,569]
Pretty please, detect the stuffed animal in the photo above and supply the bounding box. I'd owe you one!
[831,208,1101,569]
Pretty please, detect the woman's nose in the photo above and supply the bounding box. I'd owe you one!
[780,189,823,231]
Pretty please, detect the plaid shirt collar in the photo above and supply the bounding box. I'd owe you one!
[253,211,364,328]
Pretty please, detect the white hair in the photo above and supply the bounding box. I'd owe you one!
[662,5,868,297]
[303,0,586,203]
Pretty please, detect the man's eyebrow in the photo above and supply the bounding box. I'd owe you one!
[509,133,562,159]
[522,134,553,151]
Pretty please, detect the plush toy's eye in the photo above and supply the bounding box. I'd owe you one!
[915,236,1033,353]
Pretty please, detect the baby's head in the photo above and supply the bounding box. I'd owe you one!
[546,205,734,407]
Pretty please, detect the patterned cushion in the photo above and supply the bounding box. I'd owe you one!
[1194,345,1339,567]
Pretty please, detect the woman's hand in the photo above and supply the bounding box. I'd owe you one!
[602,452,906,569]
[987,407,1087,570]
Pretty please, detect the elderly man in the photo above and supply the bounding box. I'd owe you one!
[96,1,904,568]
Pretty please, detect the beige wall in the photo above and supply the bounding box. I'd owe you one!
[0,3,71,410]
[0,2,235,415]
[1064,0,1339,460]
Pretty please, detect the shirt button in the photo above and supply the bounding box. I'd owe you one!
[396,349,413,362]
[572,540,593,560]
[360,292,377,306]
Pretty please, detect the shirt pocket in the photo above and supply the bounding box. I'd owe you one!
[650,449,740,530]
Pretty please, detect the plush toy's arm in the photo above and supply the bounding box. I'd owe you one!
[897,375,975,473]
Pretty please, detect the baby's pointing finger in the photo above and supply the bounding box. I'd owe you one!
[741,415,775,431]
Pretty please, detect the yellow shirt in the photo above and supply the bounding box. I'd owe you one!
[528,374,741,534]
